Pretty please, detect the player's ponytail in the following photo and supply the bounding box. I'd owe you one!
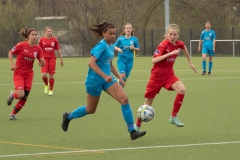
[89,22,115,38]
[19,27,37,39]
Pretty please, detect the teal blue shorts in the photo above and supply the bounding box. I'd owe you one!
[117,56,133,78]
[85,79,117,96]
[202,48,214,56]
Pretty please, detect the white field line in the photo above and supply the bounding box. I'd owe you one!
[0,141,240,158]
[0,76,240,86]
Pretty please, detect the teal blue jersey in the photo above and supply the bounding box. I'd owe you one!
[86,39,114,83]
[114,36,140,58]
[200,29,216,49]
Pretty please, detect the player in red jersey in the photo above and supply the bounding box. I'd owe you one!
[7,27,44,120]
[39,27,64,96]
[134,24,197,131]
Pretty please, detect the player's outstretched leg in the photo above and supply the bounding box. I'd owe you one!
[61,112,70,131]
[130,130,146,140]
[169,116,184,127]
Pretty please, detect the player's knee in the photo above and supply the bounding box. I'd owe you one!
[21,90,30,101]
[17,92,24,99]
[119,95,129,105]
[178,87,186,94]
[42,74,47,78]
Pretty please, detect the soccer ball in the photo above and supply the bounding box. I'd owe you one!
[137,105,154,122]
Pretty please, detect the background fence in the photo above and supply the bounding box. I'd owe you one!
[1,28,240,57]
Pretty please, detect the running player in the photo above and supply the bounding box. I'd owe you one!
[7,27,44,120]
[134,24,197,131]
[39,27,64,95]
[114,23,140,85]
[198,21,216,75]
[61,21,146,140]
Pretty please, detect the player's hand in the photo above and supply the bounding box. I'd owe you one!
[105,76,113,83]
[189,63,197,73]
[118,78,125,88]
[39,61,44,67]
[198,47,201,52]
[130,46,135,50]
[10,63,17,71]
[117,48,123,53]
[60,61,64,67]
[172,49,180,55]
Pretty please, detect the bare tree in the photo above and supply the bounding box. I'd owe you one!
[0,0,38,56]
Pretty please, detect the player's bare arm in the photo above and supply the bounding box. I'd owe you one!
[213,39,216,52]
[114,46,123,53]
[152,49,180,64]
[130,46,140,51]
[110,62,125,87]
[8,51,17,71]
[38,58,45,67]
[198,40,202,52]
[57,50,64,66]
[182,46,197,73]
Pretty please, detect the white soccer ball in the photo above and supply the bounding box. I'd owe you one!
[137,105,154,122]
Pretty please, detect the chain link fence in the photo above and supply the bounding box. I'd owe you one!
[1,28,240,57]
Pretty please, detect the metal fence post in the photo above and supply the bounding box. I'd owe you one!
[143,29,145,56]
[82,29,84,57]
[151,29,153,55]
[190,28,192,57]
[232,27,235,57]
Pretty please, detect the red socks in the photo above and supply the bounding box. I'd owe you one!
[49,78,54,90]
[42,77,48,86]
[11,99,26,115]
[43,77,54,90]
[172,93,185,117]
[136,117,142,127]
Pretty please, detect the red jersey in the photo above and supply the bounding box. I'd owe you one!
[39,36,60,58]
[151,39,185,79]
[11,41,43,70]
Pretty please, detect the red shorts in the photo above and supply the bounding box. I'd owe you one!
[41,57,56,75]
[13,69,33,91]
[144,75,180,98]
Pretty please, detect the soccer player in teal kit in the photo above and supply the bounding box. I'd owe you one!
[114,23,140,84]
[198,21,216,75]
[61,22,146,140]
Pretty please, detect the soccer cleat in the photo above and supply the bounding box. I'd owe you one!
[48,90,53,96]
[44,85,49,94]
[10,114,17,120]
[169,116,184,127]
[201,71,206,75]
[7,91,14,106]
[130,130,146,140]
[208,72,211,75]
[134,124,140,131]
[61,112,70,132]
